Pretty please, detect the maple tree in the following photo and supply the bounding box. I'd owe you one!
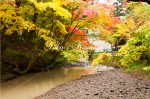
[63,0,121,47]
[59,0,125,62]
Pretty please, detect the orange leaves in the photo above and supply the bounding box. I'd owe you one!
[66,26,92,46]
[75,29,86,35]
[108,17,121,29]
[66,26,86,35]
[65,0,122,44]
[72,11,82,20]
[87,0,95,2]
[113,17,120,23]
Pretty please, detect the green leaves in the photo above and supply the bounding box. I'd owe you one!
[119,24,150,66]
[56,20,67,34]
[62,49,87,61]
[116,2,150,67]
[143,66,150,71]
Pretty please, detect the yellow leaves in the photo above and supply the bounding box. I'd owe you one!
[98,26,111,36]
[0,3,14,10]
[92,53,107,66]
[5,29,13,35]
[138,46,147,52]
[62,50,86,61]
[29,1,71,18]
[0,5,16,22]
[126,17,136,30]
[38,28,50,36]
[116,2,150,39]
[18,5,34,16]
[116,17,136,38]
[112,33,121,37]
[27,23,36,31]
[137,20,150,33]
[0,11,5,17]
[45,2,71,18]
[28,0,36,3]
[16,17,36,31]
[34,2,47,11]
[56,20,67,34]
[62,51,75,60]
[0,2,38,35]
[2,10,36,35]
[143,66,150,71]
[1,0,68,51]
[52,0,61,6]
[119,44,128,53]
[40,35,56,48]
[0,25,4,30]
[131,2,150,21]
[37,28,57,48]
[116,24,125,34]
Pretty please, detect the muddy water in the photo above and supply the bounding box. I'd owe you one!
[1,67,96,99]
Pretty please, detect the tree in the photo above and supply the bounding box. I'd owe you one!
[117,2,150,67]
[60,0,122,60]
[1,0,71,73]
[1,0,122,74]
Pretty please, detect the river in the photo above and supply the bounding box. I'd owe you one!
[1,67,97,99]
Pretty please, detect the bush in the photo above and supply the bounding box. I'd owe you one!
[92,52,123,67]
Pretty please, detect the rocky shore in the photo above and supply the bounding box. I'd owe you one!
[38,69,150,99]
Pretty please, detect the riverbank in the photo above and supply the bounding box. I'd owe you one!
[1,60,89,82]
[37,69,150,99]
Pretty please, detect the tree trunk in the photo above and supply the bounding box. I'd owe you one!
[15,55,37,74]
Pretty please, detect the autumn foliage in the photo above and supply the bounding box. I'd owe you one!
[0,0,127,74]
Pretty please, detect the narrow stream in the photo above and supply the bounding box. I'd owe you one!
[1,67,97,99]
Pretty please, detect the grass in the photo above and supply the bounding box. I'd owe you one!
[124,63,150,77]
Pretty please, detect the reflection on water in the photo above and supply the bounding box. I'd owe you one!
[1,67,96,99]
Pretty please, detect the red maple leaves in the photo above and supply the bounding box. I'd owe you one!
[66,26,92,46]
[65,0,122,47]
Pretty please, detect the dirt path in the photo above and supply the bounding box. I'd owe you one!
[38,69,150,99]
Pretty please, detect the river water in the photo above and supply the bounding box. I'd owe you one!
[1,67,97,99]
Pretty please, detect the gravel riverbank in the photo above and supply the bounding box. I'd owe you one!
[38,69,150,99]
